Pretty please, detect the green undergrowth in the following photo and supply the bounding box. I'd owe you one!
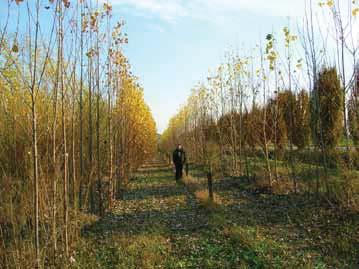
[72,234,172,269]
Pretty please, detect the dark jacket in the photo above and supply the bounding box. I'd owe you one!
[172,148,186,165]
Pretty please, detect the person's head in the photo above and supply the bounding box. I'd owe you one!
[177,144,182,150]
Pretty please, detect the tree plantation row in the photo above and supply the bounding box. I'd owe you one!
[0,0,157,267]
[1,0,359,268]
[160,1,359,205]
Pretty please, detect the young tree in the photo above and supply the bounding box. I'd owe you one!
[311,67,343,151]
[348,65,359,146]
[293,90,311,150]
[268,93,289,157]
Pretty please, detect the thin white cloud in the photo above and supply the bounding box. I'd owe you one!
[146,22,166,33]
[110,0,307,23]
[109,0,358,51]
[110,0,188,23]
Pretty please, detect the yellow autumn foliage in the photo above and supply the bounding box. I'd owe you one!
[114,70,157,178]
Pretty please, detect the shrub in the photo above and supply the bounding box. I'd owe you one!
[348,89,359,146]
[311,67,343,151]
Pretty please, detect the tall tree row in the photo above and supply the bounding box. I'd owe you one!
[160,0,359,203]
[0,0,157,267]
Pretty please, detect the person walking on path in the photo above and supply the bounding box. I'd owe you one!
[172,144,186,181]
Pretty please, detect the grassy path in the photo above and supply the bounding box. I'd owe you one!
[72,165,214,268]
[71,165,359,269]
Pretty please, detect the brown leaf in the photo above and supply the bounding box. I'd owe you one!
[63,0,70,8]
[12,43,19,53]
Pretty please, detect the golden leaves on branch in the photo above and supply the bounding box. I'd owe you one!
[265,33,277,71]
[296,59,303,70]
[82,15,88,32]
[326,0,334,7]
[86,48,97,58]
[318,0,333,8]
[112,21,128,45]
[318,0,359,17]
[103,3,112,15]
[283,27,297,48]
[81,9,111,33]
[90,11,100,32]
[110,50,127,66]
[234,57,249,73]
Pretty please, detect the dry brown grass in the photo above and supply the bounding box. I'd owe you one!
[182,175,222,210]
[253,166,310,194]
[181,175,201,192]
[194,189,222,210]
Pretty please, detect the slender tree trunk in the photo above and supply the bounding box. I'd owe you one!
[340,28,352,167]
[30,1,41,266]
[287,39,297,193]
[31,95,40,268]
[107,5,114,209]
[238,85,243,176]
[51,1,64,261]
[52,29,59,269]
[260,45,272,187]
[96,21,102,216]
[88,53,94,212]
[79,0,84,210]
[59,2,69,258]
[72,67,77,209]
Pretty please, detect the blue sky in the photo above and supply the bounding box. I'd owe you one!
[109,0,307,132]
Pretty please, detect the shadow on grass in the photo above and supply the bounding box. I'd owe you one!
[136,166,173,173]
[81,164,359,267]
[212,177,359,265]
[122,183,187,201]
[81,185,209,239]
[181,172,359,265]
[81,206,209,239]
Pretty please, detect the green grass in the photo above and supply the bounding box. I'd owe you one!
[70,164,359,268]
